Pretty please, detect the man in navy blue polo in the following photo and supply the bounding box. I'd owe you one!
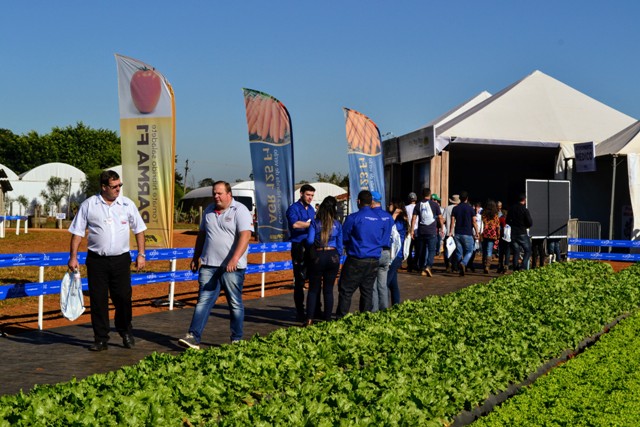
[336,190,390,318]
[286,184,316,321]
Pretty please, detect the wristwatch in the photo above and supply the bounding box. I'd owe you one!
[138,253,146,258]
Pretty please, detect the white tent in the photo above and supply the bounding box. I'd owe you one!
[593,121,640,239]
[436,70,636,164]
[7,162,86,216]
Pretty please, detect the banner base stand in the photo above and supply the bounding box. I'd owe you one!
[151,299,185,308]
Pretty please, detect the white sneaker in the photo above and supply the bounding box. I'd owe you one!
[178,333,200,350]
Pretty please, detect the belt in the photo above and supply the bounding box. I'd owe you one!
[316,247,336,251]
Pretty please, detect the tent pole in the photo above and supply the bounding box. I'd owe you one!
[608,154,618,251]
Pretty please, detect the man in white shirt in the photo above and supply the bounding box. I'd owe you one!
[68,170,147,351]
[179,181,254,349]
[404,192,418,272]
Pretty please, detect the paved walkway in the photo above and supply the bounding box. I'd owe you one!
[1,264,498,396]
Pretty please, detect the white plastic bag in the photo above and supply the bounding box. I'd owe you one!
[403,233,412,260]
[445,237,457,259]
[502,224,512,242]
[390,224,402,259]
[60,271,85,321]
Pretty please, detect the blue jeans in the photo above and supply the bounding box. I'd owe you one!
[415,234,437,270]
[511,234,532,271]
[454,234,475,267]
[188,266,245,342]
[547,238,561,262]
[372,249,391,312]
[386,256,402,306]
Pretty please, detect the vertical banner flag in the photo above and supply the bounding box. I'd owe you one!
[242,89,294,242]
[343,108,385,212]
[115,54,175,248]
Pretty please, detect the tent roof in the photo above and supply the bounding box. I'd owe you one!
[423,91,492,129]
[596,121,640,157]
[19,162,86,182]
[0,164,19,180]
[436,70,636,147]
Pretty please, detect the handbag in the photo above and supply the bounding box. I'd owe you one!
[60,270,85,321]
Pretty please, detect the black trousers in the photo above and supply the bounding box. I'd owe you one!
[306,249,340,321]
[336,256,378,318]
[290,242,310,319]
[86,251,133,342]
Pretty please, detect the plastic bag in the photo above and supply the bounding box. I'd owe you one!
[390,224,402,259]
[403,233,412,260]
[502,224,512,242]
[445,237,457,259]
[60,270,85,321]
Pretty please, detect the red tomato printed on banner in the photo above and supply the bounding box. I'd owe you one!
[130,68,161,114]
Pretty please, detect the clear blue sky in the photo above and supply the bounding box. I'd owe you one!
[2,1,639,186]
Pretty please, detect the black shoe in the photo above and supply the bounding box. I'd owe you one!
[122,333,135,349]
[89,341,108,352]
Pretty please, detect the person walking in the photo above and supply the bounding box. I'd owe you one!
[304,196,343,325]
[507,193,533,271]
[404,192,418,272]
[480,200,501,274]
[285,184,316,321]
[371,191,393,312]
[387,199,409,306]
[178,181,253,349]
[449,191,479,276]
[68,170,147,351]
[411,188,442,277]
[443,194,460,273]
[336,190,390,318]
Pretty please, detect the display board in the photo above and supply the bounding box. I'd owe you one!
[526,179,571,238]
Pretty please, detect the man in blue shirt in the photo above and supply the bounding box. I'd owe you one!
[371,191,393,312]
[286,184,316,321]
[336,190,390,318]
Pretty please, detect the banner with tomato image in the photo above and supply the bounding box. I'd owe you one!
[242,88,294,242]
[115,54,175,248]
[343,108,385,213]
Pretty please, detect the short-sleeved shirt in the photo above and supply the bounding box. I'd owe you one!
[286,200,316,243]
[199,199,254,269]
[68,194,147,256]
[413,199,441,236]
[451,203,475,236]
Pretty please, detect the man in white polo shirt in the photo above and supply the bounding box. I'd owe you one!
[179,181,254,349]
[68,170,147,351]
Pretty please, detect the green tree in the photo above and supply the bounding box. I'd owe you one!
[315,172,349,187]
[199,178,215,187]
[40,177,70,215]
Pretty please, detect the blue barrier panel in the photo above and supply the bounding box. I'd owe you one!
[0,216,27,221]
[567,252,640,262]
[568,238,640,249]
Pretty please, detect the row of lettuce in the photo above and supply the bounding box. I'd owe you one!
[1,260,639,426]
[474,289,640,426]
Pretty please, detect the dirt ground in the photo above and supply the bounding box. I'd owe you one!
[0,228,294,334]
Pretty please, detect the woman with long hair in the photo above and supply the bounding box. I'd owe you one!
[386,199,409,306]
[305,196,343,326]
[480,199,501,274]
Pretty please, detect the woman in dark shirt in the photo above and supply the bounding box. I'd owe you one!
[305,196,343,325]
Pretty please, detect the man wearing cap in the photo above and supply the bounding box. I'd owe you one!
[410,188,443,277]
[336,190,391,317]
[404,192,418,272]
[443,194,460,272]
[370,190,393,312]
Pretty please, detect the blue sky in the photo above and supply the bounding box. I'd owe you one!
[2,1,639,185]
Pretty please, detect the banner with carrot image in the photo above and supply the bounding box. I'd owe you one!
[115,54,175,248]
[242,88,294,242]
[343,107,385,212]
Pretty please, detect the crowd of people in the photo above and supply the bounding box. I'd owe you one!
[69,173,562,351]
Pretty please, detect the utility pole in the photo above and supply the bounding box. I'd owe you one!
[183,159,190,194]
